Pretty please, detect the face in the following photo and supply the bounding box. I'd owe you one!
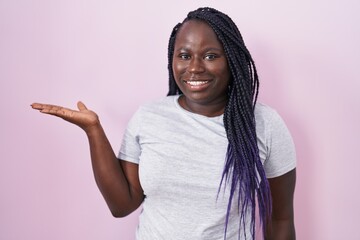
[172,20,230,115]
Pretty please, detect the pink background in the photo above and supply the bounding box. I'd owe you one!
[1,0,359,239]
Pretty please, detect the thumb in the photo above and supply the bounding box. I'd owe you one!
[77,101,88,111]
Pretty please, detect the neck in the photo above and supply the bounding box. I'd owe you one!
[179,95,228,117]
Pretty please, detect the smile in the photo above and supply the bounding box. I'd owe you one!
[184,80,209,86]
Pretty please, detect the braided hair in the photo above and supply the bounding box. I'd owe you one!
[167,7,272,239]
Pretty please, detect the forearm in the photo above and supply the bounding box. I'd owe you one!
[266,169,296,240]
[31,102,142,215]
[265,218,296,240]
[86,124,141,217]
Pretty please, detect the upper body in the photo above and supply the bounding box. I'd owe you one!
[118,95,296,239]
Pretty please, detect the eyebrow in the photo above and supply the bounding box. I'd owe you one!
[174,47,224,52]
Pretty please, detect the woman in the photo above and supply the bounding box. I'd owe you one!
[32,7,296,240]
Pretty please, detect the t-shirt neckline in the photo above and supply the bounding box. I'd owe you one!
[173,95,224,120]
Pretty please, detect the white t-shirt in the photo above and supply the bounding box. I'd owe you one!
[118,95,296,240]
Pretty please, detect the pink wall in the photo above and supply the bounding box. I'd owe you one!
[1,1,359,239]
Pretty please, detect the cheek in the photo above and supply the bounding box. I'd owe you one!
[211,63,230,81]
[216,66,231,90]
[172,59,179,75]
[172,60,186,80]
[221,62,231,82]
[222,68,231,83]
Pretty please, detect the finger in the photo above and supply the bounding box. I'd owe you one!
[31,103,64,111]
[35,104,75,118]
[31,103,46,110]
[77,101,88,111]
[40,108,76,119]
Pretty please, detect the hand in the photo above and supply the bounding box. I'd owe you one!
[31,101,100,133]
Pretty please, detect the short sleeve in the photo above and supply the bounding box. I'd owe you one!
[117,109,142,164]
[264,110,296,178]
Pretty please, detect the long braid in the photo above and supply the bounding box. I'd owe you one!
[167,7,272,239]
[167,23,182,96]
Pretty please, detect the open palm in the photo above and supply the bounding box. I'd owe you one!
[31,101,100,132]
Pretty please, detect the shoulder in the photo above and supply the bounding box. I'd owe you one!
[133,95,180,122]
[125,96,179,132]
[254,102,295,158]
[254,102,281,129]
[255,102,280,118]
[254,102,293,138]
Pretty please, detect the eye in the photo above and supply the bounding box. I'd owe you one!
[178,53,190,60]
[204,53,218,61]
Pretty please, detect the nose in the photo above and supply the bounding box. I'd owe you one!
[188,57,205,73]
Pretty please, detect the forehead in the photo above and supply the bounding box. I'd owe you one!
[174,20,222,48]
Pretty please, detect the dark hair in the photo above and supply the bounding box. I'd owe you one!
[167,7,271,239]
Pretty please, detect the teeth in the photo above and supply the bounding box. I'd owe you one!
[186,81,208,86]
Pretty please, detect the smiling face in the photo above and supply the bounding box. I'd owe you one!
[172,20,231,117]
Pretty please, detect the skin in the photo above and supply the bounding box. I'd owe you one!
[31,102,144,217]
[172,20,230,117]
[32,19,296,239]
[266,169,296,240]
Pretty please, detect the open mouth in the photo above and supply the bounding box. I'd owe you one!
[184,80,210,86]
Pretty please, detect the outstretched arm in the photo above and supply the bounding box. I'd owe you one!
[31,102,144,217]
[265,169,296,240]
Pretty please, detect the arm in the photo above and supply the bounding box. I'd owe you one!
[86,123,144,217]
[265,168,296,240]
[31,102,144,217]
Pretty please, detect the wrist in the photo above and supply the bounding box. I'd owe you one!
[84,121,103,137]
